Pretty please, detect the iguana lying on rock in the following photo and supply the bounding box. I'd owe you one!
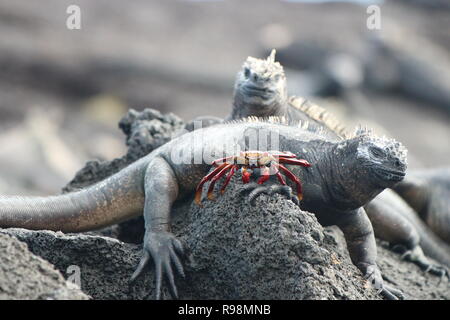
[0,119,407,299]
[186,51,450,274]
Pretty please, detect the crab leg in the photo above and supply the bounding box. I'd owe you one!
[278,164,304,201]
[220,165,237,194]
[212,156,236,167]
[195,163,229,205]
[257,166,271,184]
[272,164,287,185]
[242,166,251,184]
[269,151,297,158]
[207,164,234,200]
[279,157,311,167]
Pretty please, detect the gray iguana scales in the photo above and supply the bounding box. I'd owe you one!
[393,168,450,244]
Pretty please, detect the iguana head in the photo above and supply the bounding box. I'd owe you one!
[328,128,408,210]
[233,50,288,114]
[353,128,407,188]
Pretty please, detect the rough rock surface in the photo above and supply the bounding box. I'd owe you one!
[2,180,449,299]
[0,228,150,300]
[64,108,184,192]
[0,233,88,300]
[1,108,449,300]
[1,183,380,300]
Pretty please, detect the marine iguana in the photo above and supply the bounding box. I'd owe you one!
[0,119,407,300]
[185,51,450,274]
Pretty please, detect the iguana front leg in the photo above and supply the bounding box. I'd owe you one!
[338,208,404,300]
[130,157,185,300]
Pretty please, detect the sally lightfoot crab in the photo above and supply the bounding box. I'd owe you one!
[195,151,311,205]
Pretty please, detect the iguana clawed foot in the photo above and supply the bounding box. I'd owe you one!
[363,264,405,300]
[392,244,450,281]
[130,231,185,300]
[239,182,300,205]
[195,150,310,205]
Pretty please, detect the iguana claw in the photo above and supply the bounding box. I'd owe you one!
[380,284,405,300]
[130,231,185,300]
[240,182,299,205]
[392,244,449,281]
[364,264,405,300]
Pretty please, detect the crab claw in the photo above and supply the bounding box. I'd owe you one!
[278,163,304,201]
[220,165,237,194]
[279,157,312,167]
[207,164,233,200]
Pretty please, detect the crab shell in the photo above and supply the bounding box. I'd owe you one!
[195,150,311,205]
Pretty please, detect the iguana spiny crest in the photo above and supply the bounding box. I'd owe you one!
[354,126,408,167]
[243,49,284,80]
[346,126,408,188]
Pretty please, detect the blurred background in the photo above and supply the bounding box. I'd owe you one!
[0,0,449,195]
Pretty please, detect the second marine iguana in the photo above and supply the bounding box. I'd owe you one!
[0,119,407,299]
[186,51,450,274]
[393,168,450,244]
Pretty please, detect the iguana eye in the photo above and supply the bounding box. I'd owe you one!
[369,147,385,158]
[244,67,251,79]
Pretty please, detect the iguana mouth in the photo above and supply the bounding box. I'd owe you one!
[243,84,274,98]
[376,168,406,182]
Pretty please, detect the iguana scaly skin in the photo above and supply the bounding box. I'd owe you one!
[1,119,407,299]
[187,51,450,274]
[393,168,450,244]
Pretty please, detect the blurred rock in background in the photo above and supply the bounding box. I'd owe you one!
[0,0,448,195]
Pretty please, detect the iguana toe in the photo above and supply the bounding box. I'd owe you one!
[130,231,185,300]
[380,284,405,300]
[239,182,261,195]
[130,251,150,284]
[248,187,271,205]
[268,185,299,205]
[364,264,405,300]
[240,183,300,205]
[392,244,449,280]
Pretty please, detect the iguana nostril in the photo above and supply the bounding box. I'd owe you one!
[252,73,259,82]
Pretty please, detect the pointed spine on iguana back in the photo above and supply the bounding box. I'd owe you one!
[351,126,408,163]
[228,115,327,137]
[288,96,351,139]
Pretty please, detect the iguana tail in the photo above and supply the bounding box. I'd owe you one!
[0,163,145,232]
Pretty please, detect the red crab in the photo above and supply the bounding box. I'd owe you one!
[195,150,311,205]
